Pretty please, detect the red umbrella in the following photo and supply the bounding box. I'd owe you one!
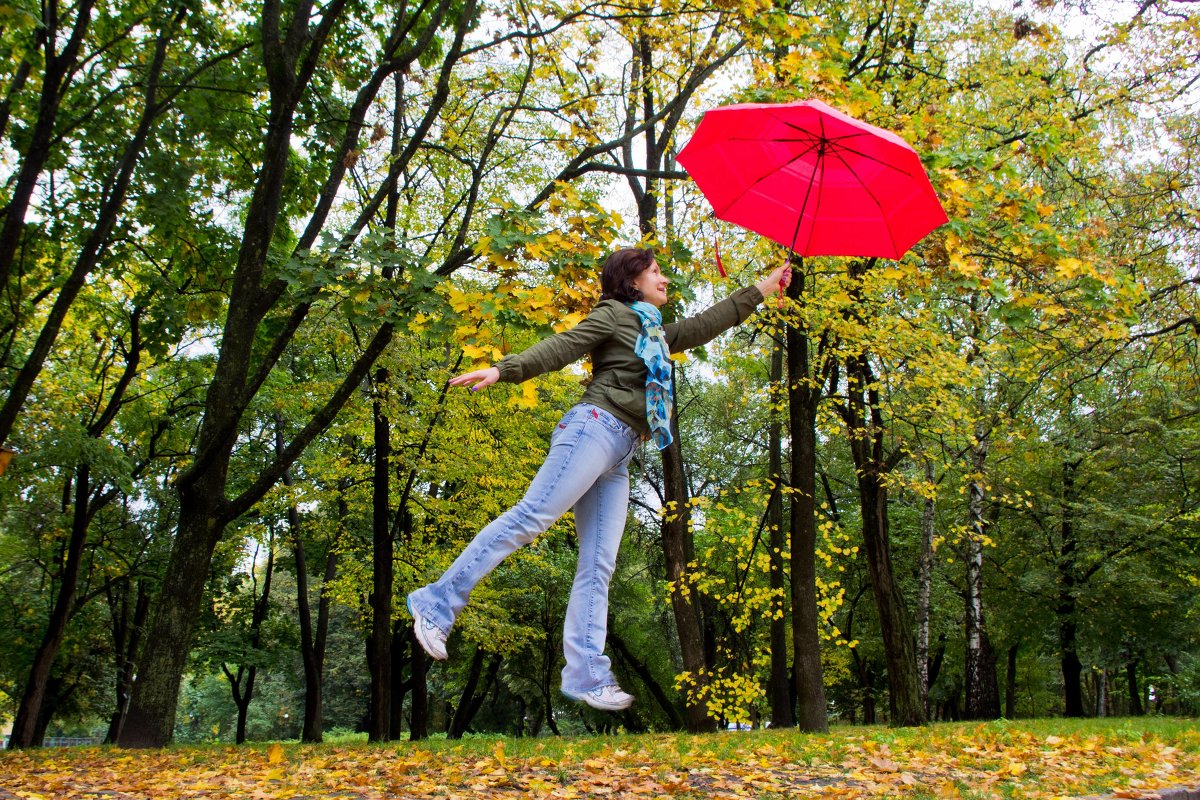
[677,99,948,260]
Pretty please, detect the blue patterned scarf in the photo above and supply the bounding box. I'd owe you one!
[628,301,674,450]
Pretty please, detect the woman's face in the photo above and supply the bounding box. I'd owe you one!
[631,261,670,307]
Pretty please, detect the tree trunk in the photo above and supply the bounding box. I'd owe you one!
[1005,642,1019,719]
[840,316,921,729]
[609,631,685,730]
[855,465,925,725]
[1126,660,1143,716]
[13,307,144,747]
[369,371,392,742]
[225,534,274,744]
[1061,631,1084,717]
[408,632,429,741]
[766,341,794,728]
[543,692,560,736]
[117,0,411,745]
[224,663,256,745]
[540,619,561,736]
[917,460,936,714]
[1058,458,1085,718]
[929,634,946,689]
[660,426,713,732]
[625,24,736,732]
[837,261,924,727]
[964,436,1000,719]
[105,580,150,744]
[448,650,501,739]
[286,425,337,743]
[115,26,304,737]
[295,539,327,743]
[116,0,502,746]
[8,465,93,748]
[856,658,877,725]
[646,236,710,731]
[120,482,230,747]
[294,511,338,743]
[30,678,61,746]
[966,630,1001,721]
[389,622,410,739]
[785,269,828,732]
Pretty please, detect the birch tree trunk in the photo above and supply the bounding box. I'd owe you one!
[964,431,1001,719]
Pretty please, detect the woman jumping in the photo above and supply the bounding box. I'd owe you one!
[407,247,790,711]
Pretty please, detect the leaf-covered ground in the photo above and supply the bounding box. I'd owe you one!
[2,718,1198,799]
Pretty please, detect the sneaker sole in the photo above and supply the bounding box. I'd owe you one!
[562,689,634,712]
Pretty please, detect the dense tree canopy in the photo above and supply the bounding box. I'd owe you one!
[1,0,1197,747]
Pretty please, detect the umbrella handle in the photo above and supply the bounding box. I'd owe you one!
[781,252,803,307]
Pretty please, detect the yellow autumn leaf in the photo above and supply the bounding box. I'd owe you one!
[1055,257,1087,279]
[509,381,538,408]
[461,343,490,360]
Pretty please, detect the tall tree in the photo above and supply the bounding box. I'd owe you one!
[783,266,831,731]
[120,0,470,746]
[0,0,97,291]
[367,368,392,741]
[220,531,277,744]
[0,2,222,448]
[618,2,745,733]
[764,341,792,726]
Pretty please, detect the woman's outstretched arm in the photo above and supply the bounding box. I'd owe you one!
[448,302,620,391]
[666,263,792,352]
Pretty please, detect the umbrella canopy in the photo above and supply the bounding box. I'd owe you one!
[677,99,948,259]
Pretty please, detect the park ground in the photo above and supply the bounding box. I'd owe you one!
[0,717,1197,799]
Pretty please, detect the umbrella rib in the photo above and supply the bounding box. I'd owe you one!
[829,146,899,256]
[776,115,922,178]
[824,139,921,178]
[787,153,822,254]
[792,135,832,255]
[787,116,834,254]
[722,133,919,178]
[709,138,825,216]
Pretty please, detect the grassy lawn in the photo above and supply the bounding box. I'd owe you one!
[1,717,1197,798]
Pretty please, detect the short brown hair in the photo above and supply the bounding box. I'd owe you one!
[599,247,655,303]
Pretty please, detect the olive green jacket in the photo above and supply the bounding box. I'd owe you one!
[495,285,766,436]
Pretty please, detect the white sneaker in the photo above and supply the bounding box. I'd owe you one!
[407,596,448,661]
[565,685,634,711]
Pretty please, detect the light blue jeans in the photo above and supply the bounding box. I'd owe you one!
[408,403,641,695]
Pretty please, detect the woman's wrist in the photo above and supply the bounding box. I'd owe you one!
[753,278,780,301]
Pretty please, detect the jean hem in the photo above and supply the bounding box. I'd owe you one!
[560,684,613,699]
